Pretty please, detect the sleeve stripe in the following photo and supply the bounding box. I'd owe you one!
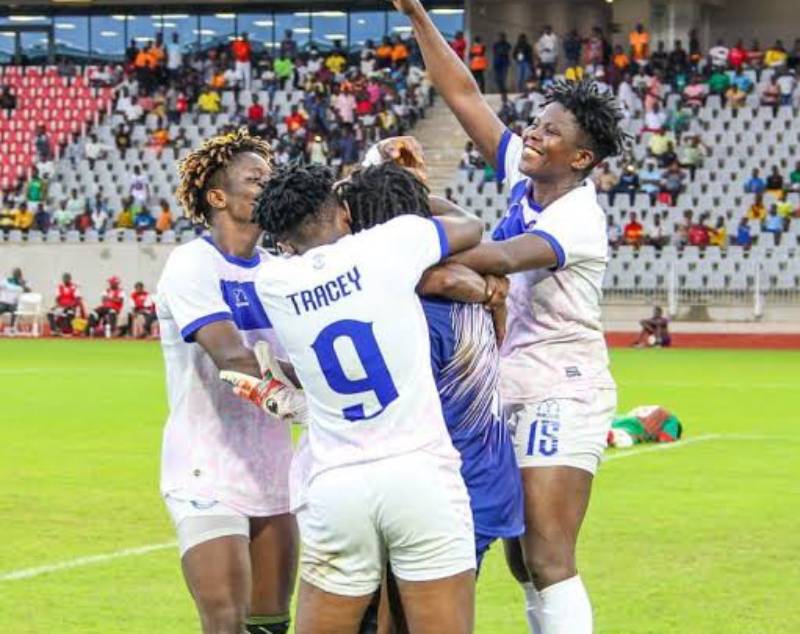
[529,229,566,270]
[430,217,450,260]
[180,311,233,342]
[495,129,513,183]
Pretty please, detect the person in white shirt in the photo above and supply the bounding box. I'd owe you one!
[776,69,797,106]
[158,129,298,634]
[84,133,109,169]
[128,165,150,206]
[536,25,559,75]
[0,267,29,328]
[166,32,183,80]
[248,162,483,634]
[708,39,730,69]
[393,2,628,633]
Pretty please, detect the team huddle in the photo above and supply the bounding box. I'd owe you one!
[154,2,627,634]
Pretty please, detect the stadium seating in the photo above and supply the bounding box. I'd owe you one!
[0,66,113,190]
[447,67,800,295]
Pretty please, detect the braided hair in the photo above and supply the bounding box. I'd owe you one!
[176,127,272,225]
[335,163,431,233]
[253,163,337,241]
[543,79,629,169]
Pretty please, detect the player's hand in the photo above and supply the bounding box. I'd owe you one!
[376,136,428,183]
[390,0,425,17]
[484,275,509,347]
[220,342,308,423]
[483,274,509,311]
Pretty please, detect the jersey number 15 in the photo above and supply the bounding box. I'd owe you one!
[312,319,399,422]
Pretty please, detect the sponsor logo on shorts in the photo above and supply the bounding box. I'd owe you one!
[565,366,581,378]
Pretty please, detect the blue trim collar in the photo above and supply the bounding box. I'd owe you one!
[203,237,261,269]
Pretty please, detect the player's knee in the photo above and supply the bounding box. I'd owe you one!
[524,542,576,588]
[197,594,248,634]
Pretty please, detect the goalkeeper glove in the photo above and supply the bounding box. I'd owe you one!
[220,341,308,424]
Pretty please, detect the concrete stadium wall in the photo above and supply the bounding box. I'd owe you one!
[0,243,174,304]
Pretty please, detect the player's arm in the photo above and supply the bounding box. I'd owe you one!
[392,0,506,167]
[448,232,560,275]
[194,320,262,377]
[435,214,483,256]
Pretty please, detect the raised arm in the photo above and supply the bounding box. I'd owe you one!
[392,0,507,167]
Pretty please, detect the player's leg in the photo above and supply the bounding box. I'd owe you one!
[518,465,594,634]
[506,391,616,634]
[504,537,543,634]
[295,581,375,634]
[165,496,252,634]
[394,570,475,634]
[182,535,252,634]
[247,513,299,634]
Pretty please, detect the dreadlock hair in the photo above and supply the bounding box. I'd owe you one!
[253,163,337,242]
[335,163,431,234]
[176,127,272,226]
[543,79,629,170]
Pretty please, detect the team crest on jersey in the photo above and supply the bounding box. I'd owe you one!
[232,287,250,308]
[535,400,560,421]
[312,254,325,270]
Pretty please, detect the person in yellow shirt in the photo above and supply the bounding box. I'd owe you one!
[325,50,347,74]
[198,88,221,113]
[115,199,135,229]
[764,41,788,68]
[709,216,728,247]
[15,203,34,231]
[746,193,767,220]
[776,191,794,219]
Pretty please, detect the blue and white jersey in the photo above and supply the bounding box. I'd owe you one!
[492,129,615,403]
[255,215,457,482]
[423,298,523,540]
[156,237,292,516]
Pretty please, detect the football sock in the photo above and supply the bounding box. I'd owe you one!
[245,614,290,634]
[539,575,592,634]
[522,581,543,634]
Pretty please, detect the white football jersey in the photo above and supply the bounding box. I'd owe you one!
[492,130,616,402]
[255,215,457,483]
[156,237,292,516]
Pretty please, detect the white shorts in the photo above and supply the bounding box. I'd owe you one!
[164,493,250,557]
[505,388,617,475]
[296,450,476,597]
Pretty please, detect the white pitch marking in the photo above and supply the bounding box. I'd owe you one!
[3,435,796,583]
[604,432,797,463]
[0,541,176,582]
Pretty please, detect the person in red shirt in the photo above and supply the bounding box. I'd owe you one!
[283,105,307,134]
[47,272,86,335]
[231,32,252,90]
[88,276,124,336]
[450,30,467,60]
[728,40,747,71]
[127,281,157,338]
[624,211,644,245]
[247,94,264,129]
[688,216,711,246]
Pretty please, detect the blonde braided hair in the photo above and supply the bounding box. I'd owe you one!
[176,127,273,225]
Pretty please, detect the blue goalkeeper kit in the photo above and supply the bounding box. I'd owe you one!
[422,298,524,566]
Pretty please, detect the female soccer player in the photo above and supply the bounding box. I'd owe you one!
[391,2,627,633]
[156,128,297,634]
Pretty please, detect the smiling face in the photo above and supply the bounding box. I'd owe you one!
[519,102,594,181]
[205,152,271,224]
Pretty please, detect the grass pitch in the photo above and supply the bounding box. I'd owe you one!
[0,340,798,633]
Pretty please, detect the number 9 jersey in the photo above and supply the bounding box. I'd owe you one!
[255,215,459,481]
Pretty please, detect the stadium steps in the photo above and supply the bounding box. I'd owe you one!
[417,94,505,196]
